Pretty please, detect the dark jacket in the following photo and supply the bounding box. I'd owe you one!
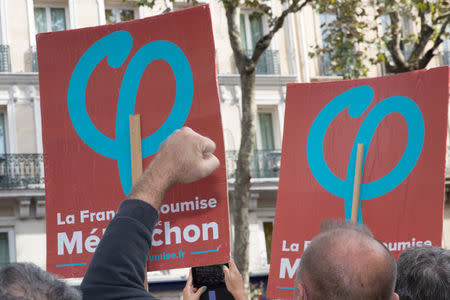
[81,199,159,299]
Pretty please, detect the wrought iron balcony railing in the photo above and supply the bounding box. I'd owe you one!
[31,46,38,72]
[226,150,281,179]
[0,154,44,189]
[245,49,280,75]
[0,151,281,188]
[0,44,11,72]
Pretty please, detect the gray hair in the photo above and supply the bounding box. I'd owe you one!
[296,220,397,300]
[396,246,450,300]
[0,263,81,300]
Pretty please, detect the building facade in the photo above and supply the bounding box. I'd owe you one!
[0,0,448,298]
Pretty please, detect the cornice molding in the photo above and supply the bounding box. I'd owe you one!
[0,189,45,198]
[0,73,39,85]
[218,74,297,86]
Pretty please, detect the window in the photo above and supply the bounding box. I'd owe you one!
[0,232,9,267]
[0,7,11,72]
[263,221,273,264]
[258,112,275,150]
[379,14,394,75]
[0,229,13,268]
[105,8,135,24]
[319,12,336,34]
[0,45,10,73]
[240,13,263,52]
[239,12,279,74]
[319,13,337,76]
[34,7,67,34]
[173,0,195,11]
[0,112,6,155]
[254,110,280,178]
[443,35,450,66]
[380,14,391,35]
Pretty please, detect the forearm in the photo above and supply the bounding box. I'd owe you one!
[81,199,159,299]
[128,156,172,210]
[81,128,219,300]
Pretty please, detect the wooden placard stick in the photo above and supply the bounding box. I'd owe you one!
[351,143,364,224]
[129,114,149,292]
[130,114,143,185]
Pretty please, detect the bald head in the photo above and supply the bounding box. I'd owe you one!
[295,221,396,300]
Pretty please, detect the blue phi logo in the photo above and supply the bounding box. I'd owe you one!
[67,31,193,195]
[306,86,424,224]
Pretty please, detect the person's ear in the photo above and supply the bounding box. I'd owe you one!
[393,292,399,300]
[294,282,306,300]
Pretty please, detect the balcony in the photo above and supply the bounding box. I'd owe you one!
[226,150,281,179]
[0,154,44,189]
[30,46,38,72]
[0,45,11,72]
[245,49,280,75]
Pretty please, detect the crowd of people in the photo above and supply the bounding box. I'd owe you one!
[0,128,449,299]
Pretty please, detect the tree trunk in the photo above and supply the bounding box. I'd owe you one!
[222,0,309,290]
[233,69,256,290]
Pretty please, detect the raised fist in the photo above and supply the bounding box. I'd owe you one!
[129,127,220,209]
[154,127,220,184]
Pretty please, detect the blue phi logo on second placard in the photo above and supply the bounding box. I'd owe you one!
[306,86,424,224]
[67,31,193,195]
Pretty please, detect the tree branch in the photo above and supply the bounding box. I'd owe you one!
[434,12,450,24]
[408,7,434,66]
[223,0,247,73]
[252,0,311,62]
[386,11,409,72]
[384,59,397,74]
[419,15,450,69]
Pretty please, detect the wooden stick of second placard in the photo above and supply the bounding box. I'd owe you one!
[130,114,143,185]
[351,143,364,224]
[129,114,148,291]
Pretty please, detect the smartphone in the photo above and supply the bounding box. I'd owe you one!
[192,264,234,300]
[192,264,228,289]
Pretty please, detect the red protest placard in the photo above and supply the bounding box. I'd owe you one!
[267,67,449,298]
[37,5,230,279]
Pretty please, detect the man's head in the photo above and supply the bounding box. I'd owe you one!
[294,220,398,300]
[395,246,450,300]
[0,262,81,300]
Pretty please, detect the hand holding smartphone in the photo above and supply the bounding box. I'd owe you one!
[192,264,234,300]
